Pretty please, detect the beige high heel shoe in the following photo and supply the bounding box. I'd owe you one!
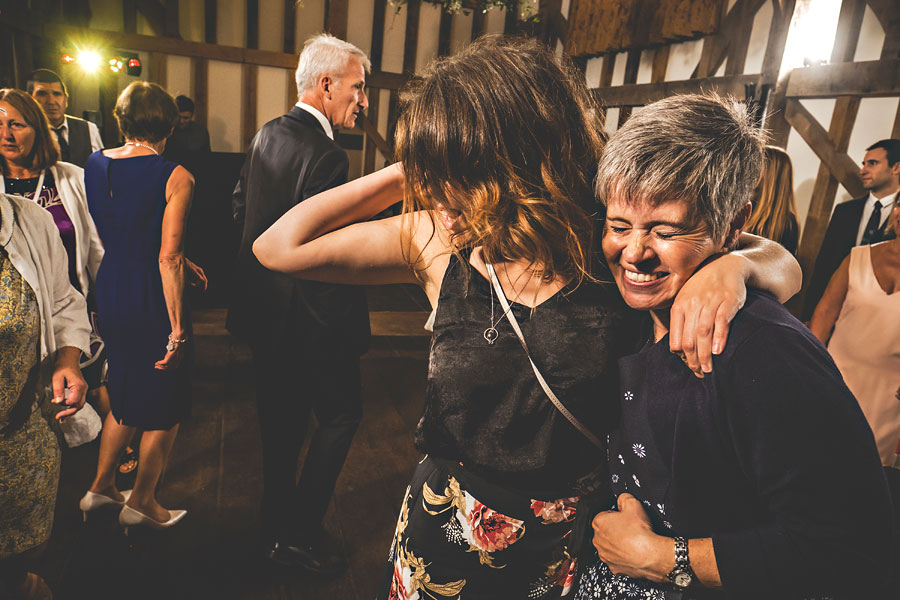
[79,489,133,522]
[118,504,187,535]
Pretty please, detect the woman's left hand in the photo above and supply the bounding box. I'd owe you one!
[185,258,208,291]
[154,340,185,370]
[51,346,88,423]
[669,253,746,377]
[591,493,671,582]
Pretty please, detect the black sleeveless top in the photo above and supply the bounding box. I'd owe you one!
[415,250,643,494]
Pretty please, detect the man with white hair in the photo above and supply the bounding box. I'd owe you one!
[228,33,371,575]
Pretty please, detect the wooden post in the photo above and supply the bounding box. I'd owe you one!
[284,0,296,54]
[204,0,216,44]
[618,49,641,127]
[242,64,258,151]
[193,57,209,129]
[438,10,452,57]
[325,0,349,40]
[246,0,259,49]
[148,52,168,88]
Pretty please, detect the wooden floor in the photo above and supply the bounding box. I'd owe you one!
[39,286,432,600]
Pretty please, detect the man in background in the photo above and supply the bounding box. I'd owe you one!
[28,68,103,167]
[228,33,371,576]
[163,95,210,178]
[803,138,900,319]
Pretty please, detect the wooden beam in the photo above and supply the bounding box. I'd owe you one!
[325,0,349,40]
[284,0,296,54]
[618,49,641,127]
[784,59,900,98]
[370,0,386,71]
[204,0,216,44]
[358,112,391,158]
[893,100,900,140]
[438,10,452,57]
[364,87,381,174]
[794,95,861,298]
[286,69,296,112]
[45,25,410,90]
[99,73,120,146]
[0,1,42,36]
[193,57,209,129]
[593,73,761,108]
[403,1,420,74]
[124,0,138,34]
[724,0,756,75]
[135,0,167,36]
[865,0,900,59]
[165,0,180,38]
[783,98,864,198]
[651,46,669,83]
[504,3,519,35]
[242,63,258,152]
[148,52,167,88]
[830,0,865,63]
[246,0,259,49]
[694,0,766,79]
[471,7,486,42]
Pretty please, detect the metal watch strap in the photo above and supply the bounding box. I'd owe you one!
[485,263,604,449]
[667,536,695,589]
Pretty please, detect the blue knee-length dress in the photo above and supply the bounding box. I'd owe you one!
[84,151,192,430]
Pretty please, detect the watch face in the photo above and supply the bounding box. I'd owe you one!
[674,572,692,588]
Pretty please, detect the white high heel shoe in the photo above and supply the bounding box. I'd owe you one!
[118,504,187,535]
[79,489,133,522]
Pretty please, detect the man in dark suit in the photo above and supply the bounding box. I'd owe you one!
[28,69,103,167]
[228,34,371,575]
[803,139,900,320]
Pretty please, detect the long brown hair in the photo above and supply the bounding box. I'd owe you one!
[0,88,60,173]
[746,145,799,244]
[394,35,605,286]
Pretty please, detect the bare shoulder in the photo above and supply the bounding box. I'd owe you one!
[165,165,195,200]
[403,210,454,305]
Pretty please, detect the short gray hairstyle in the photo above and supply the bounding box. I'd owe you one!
[295,33,371,95]
[596,93,765,241]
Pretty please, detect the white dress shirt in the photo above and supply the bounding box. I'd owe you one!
[855,191,898,245]
[52,115,104,152]
[296,102,334,140]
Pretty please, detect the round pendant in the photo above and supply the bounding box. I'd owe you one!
[483,327,498,344]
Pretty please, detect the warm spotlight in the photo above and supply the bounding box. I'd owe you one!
[77,50,102,73]
[779,0,842,79]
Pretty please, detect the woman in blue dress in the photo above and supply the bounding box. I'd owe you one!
[80,82,198,531]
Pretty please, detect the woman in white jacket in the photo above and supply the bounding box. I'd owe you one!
[0,190,90,599]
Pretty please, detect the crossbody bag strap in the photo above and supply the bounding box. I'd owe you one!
[486,263,604,449]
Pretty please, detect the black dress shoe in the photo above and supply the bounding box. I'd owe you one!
[265,540,347,576]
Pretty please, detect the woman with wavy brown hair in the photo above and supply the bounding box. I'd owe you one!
[746,145,800,254]
[254,35,799,599]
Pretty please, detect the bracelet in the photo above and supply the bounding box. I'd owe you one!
[166,333,188,352]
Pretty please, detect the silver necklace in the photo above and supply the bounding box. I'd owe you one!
[484,264,515,344]
[125,141,159,155]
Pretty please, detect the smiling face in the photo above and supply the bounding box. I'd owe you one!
[324,56,368,130]
[31,81,68,128]
[860,148,900,195]
[602,197,729,330]
[0,101,37,170]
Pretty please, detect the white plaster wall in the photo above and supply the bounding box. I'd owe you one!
[415,3,442,73]
[381,6,408,72]
[584,57,604,88]
[743,0,773,75]
[635,49,653,84]
[664,39,703,81]
[207,61,243,152]
[218,0,247,47]
[180,0,205,43]
[256,66,289,131]
[295,0,326,54]
[450,11,474,55]
[610,52,627,86]
[853,6,886,62]
[166,55,193,100]
[484,7,506,34]
[89,0,122,31]
[258,0,285,52]
[347,0,375,55]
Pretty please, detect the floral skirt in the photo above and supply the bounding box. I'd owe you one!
[380,456,592,600]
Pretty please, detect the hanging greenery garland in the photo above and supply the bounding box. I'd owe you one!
[389,0,534,19]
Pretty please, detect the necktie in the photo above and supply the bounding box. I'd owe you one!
[860,200,883,245]
[54,127,70,163]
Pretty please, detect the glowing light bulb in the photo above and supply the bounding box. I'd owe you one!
[78,51,102,73]
[779,0,842,79]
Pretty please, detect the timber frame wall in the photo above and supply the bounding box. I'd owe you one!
[533,0,900,310]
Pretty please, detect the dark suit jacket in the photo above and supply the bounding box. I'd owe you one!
[64,115,93,167]
[227,107,370,355]
[802,195,896,320]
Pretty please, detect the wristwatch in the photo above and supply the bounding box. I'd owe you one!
[666,537,695,589]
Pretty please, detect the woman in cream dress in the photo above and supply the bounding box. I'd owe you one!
[811,197,900,465]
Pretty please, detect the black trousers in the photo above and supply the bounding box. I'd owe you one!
[251,335,362,543]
